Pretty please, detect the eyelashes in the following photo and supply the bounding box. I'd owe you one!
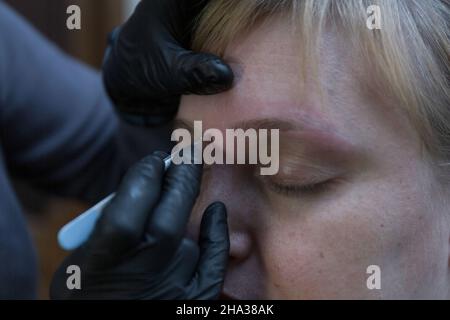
[264,178,340,197]
[202,162,343,198]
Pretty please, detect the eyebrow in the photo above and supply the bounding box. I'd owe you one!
[174,118,292,132]
[174,116,340,136]
[173,116,365,171]
[173,116,362,159]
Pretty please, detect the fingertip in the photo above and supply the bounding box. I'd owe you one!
[204,201,227,219]
[194,57,234,94]
[200,202,229,243]
[137,152,166,170]
[152,150,170,161]
[123,153,166,186]
[181,52,234,95]
[165,159,204,193]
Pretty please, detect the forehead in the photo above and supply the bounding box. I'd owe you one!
[180,19,358,133]
[179,17,423,167]
[223,19,305,107]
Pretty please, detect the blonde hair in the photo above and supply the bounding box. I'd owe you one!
[192,0,450,165]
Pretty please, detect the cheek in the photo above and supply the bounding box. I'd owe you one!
[261,205,385,299]
[263,174,447,299]
[185,161,448,299]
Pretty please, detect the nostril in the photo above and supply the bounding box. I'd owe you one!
[229,231,253,261]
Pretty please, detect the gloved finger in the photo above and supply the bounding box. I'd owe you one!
[174,50,234,95]
[146,161,203,261]
[112,237,199,279]
[86,153,166,266]
[170,0,234,94]
[189,202,229,299]
[165,238,199,284]
[153,150,170,160]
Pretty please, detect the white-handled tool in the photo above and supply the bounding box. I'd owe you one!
[58,154,173,251]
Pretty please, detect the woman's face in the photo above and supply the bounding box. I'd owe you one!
[177,19,450,299]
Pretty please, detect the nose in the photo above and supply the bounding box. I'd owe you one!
[228,230,252,261]
[189,164,266,299]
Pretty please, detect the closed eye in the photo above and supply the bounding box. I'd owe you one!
[264,178,340,198]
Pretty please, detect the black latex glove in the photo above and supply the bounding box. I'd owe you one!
[50,153,229,299]
[103,0,234,126]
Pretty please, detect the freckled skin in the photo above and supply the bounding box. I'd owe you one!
[178,19,450,299]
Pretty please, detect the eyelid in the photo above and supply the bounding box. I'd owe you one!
[273,161,343,184]
[265,173,333,189]
[266,177,343,197]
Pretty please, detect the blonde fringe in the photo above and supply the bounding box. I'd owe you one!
[192,0,450,162]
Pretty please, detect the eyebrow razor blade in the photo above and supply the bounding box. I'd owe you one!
[57,154,173,251]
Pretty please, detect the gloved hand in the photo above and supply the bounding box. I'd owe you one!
[103,0,234,126]
[50,152,229,299]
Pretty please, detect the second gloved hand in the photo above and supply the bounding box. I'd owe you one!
[103,0,234,126]
[50,153,229,299]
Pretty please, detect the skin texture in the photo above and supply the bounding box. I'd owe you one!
[176,18,450,299]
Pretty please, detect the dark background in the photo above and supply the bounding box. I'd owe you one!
[5,0,126,67]
[4,0,135,299]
